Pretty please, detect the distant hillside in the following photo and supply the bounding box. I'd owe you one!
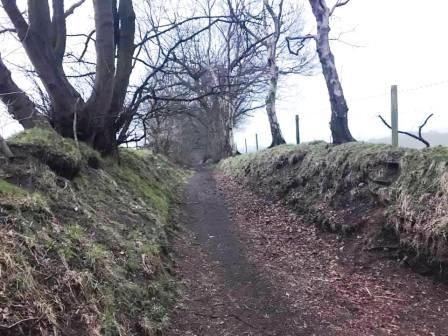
[368,131,448,149]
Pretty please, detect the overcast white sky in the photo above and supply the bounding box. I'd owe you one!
[1,0,448,151]
[235,0,448,151]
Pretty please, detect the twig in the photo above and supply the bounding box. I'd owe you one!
[64,0,87,18]
[365,287,372,297]
[330,0,352,16]
[418,114,434,140]
[374,295,405,302]
[73,98,80,149]
[0,317,39,330]
[228,313,260,330]
[286,35,316,56]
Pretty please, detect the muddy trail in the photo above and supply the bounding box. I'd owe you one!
[167,169,448,336]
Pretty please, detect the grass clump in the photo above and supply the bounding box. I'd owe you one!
[11,128,81,161]
[0,141,186,335]
[10,128,82,179]
[0,179,28,197]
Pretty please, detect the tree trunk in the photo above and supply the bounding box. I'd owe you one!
[85,0,135,155]
[84,0,116,144]
[110,0,136,125]
[309,0,355,144]
[0,135,14,159]
[2,0,82,136]
[264,0,286,148]
[266,61,286,147]
[223,101,237,156]
[0,54,48,129]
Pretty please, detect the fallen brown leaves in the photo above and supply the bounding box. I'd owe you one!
[216,173,448,336]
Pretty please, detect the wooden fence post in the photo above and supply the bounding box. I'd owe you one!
[245,138,248,153]
[391,85,399,147]
[255,134,259,151]
[295,115,300,144]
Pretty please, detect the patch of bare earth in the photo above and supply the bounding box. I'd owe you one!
[215,173,448,336]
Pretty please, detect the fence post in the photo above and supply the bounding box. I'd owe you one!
[255,133,259,151]
[245,138,248,153]
[295,115,300,144]
[391,85,399,147]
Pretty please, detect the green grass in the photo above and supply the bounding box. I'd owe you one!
[11,127,82,162]
[0,136,187,335]
[0,179,28,197]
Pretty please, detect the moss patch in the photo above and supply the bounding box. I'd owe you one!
[0,179,28,197]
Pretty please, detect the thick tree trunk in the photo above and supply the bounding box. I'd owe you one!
[110,0,136,130]
[85,0,116,140]
[309,0,355,144]
[86,0,135,155]
[0,55,48,129]
[51,0,67,63]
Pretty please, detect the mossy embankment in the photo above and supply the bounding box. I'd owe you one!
[219,142,448,274]
[0,128,188,335]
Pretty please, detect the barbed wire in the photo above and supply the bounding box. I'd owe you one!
[350,79,448,102]
[400,80,448,94]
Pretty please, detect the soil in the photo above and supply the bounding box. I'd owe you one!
[167,168,448,336]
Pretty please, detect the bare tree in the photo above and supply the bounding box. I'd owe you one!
[0,0,315,157]
[0,0,136,154]
[288,0,355,144]
[228,0,287,147]
[262,0,286,146]
[228,0,315,147]
[132,0,267,160]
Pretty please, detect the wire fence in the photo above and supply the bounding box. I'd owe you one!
[237,80,448,153]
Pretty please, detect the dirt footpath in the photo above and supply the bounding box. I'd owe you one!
[167,169,448,336]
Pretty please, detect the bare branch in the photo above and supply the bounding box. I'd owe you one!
[65,0,87,18]
[1,0,30,40]
[0,28,16,34]
[418,113,434,140]
[286,35,316,55]
[330,0,352,16]
[378,114,434,148]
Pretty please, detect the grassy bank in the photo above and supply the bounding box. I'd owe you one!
[0,128,187,335]
[220,142,448,273]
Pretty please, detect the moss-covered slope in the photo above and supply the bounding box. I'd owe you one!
[0,128,187,335]
[220,142,448,272]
